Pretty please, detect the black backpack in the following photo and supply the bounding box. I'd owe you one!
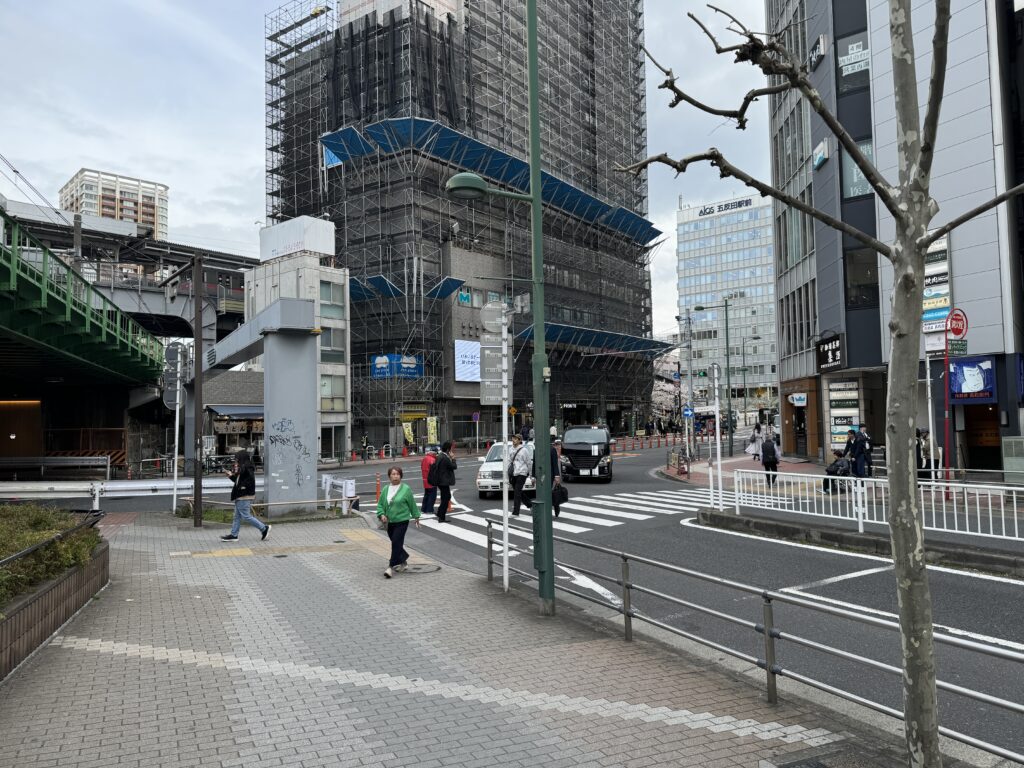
[761,439,777,462]
[427,455,441,487]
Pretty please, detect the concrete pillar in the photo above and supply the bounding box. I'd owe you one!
[263,331,318,516]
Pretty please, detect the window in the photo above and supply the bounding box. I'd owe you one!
[836,31,870,95]
[320,327,346,363]
[845,249,879,308]
[472,290,484,308]
[319,374,346,412]
[319,280,345,319]
[841,140,874,199]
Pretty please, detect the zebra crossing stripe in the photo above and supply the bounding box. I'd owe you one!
[460,514,534,540]
[472,510,591,534]
[634,490,723,505]
[418,518,519,555]
[546,510,620,527]
[557,502,651,521]
[609,491,705,510]
[586,495,692,514]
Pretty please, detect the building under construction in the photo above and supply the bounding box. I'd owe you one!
[266,0,664,446]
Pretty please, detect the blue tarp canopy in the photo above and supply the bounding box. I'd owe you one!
[424,276,465,300]
[319,117,661,246]
[349,277,377,302]
[366,274,404,298]
[517,323,673,359]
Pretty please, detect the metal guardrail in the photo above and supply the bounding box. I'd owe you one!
[733,469,1024,541]
[0,511,104,569]
[0,456,110,480]
[484,520,1024,764]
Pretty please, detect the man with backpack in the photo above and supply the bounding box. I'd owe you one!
[420,446,438,518]
[760,432,779,489]
[428,441,457,522]
[507,435,534,516]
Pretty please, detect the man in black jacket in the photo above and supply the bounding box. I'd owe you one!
[433,441,458,523]
[221,450,270,542]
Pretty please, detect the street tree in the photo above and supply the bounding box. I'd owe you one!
[624,3,1024,766]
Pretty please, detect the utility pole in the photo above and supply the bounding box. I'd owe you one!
[192,252,204,528]
[724,296,733,457]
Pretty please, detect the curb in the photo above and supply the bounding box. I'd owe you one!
[698,510,1024,579]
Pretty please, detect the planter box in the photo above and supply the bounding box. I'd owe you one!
[0,540,109,681]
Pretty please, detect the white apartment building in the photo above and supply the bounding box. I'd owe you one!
[677,194,777,417]
[59,168,169,240]
[248,217,351,459]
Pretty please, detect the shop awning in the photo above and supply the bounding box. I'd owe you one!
[207,404,264,419]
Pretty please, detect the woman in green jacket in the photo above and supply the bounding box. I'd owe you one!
[376,465,421,578]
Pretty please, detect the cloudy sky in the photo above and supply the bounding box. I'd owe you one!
[0,0,769,338]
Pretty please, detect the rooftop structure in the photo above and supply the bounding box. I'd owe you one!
[59,168,169,241]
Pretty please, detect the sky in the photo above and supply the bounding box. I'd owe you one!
[0,0,769,340]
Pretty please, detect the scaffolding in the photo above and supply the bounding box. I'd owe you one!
[266,0,658,440]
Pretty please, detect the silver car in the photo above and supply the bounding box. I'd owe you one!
[476,441,536,499]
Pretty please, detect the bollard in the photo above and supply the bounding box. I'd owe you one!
[401,445,408,457]
[486,521,494,582]
[375,473,381,500]
[762,597,778,704]
[91,484,101,511]
[621,557,632,641]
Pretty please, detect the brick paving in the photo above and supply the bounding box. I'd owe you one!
[0,512,864,768]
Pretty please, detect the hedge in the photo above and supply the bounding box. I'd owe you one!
[0,505,102,610]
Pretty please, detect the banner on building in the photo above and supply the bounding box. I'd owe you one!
[427,416,439,445]
[370,354,423,379]
[402,421,415,445]
[949,356,997,404]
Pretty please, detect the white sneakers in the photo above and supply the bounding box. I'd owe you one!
[384,567,393,579]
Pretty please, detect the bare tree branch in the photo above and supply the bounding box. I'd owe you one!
[919,0,952,184]
[919,181,1024,249]
[618,150,892,257]
[688,12,745,54]
[707,3,751,36]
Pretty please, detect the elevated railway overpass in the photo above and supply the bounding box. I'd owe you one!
[0,197,258,473]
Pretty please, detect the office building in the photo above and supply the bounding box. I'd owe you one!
[59,168,169,240]
[768,0,1024,469]
[677,194,777,419]
[265,0,661,447]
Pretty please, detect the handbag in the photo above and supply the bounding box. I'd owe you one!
[552,483,569,506]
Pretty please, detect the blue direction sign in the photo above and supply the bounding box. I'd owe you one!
[672,371,681,380]
[683,407,694,419]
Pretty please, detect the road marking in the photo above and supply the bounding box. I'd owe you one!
[678,517,1024,585]
[459,513,534,540]
[558,502,652,520]
[556,564,622,606]
[469,510,591,534]
[419,517,519,555]
[589,495,697,514]
[51,635,840,747]
[780,565,893,592]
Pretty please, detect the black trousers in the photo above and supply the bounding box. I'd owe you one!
[437,485,451,521]
[763,460,779,487]
[387,521,410,568]
[511,475,528,515]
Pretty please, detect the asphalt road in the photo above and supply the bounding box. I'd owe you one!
[393,447,1024,763]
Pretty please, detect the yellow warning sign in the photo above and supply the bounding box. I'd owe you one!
[509,406,518,415]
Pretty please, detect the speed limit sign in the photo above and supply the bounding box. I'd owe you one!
[946,308,968,340]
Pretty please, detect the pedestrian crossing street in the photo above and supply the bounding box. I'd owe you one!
[412,487,741,555]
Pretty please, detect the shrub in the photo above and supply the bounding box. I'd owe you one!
[0,505,102,610]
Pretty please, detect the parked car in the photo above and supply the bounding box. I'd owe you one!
[560,425,614,482]
[475,441,536,499]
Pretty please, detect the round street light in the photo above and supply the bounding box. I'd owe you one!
[445,172,490,200]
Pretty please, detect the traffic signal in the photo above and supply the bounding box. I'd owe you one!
[696,370,708,377]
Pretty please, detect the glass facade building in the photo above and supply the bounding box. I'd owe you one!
[677,195,777,414]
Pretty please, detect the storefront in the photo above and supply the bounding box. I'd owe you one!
[780,377,820,458]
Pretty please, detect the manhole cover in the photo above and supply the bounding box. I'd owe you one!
[403,564,440,574]
[273,554,288,558]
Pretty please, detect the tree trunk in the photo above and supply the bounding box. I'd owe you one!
[885,232,942,768]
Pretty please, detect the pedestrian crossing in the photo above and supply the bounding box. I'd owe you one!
[411,486,743,555]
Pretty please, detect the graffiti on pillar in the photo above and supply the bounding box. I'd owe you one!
[268,417,311,486]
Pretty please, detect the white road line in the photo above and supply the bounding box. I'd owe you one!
[418,518,519,555]
[459,513,533,540]
[588,495,698,514]
[548,510,621,527]
[558,502,651,521]
[471,510,591,534]
[679,517,1024,585]
[556,564,622,607]
[780,565,893,592]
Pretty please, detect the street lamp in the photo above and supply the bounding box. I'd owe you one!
[741,335,761,427]
[445,0,555,616]
[694,298,733,456]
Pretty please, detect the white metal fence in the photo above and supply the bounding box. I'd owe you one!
[733,469,1024,541]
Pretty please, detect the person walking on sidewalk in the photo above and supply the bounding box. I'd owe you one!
[431,441,457,523]
[760,434,779,490]
[376,465,420,578]
[508,435,533,516]
[420,446,438,517]
[361,434,368,463]
[745,422,763,461]
[220,450,270,542]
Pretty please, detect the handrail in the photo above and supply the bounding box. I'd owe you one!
[484,519,1024,764]
[0,511,104,569]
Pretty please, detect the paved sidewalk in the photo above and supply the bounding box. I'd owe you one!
[1,512,869,768]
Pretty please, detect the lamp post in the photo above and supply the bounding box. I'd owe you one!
[695,298,733,455]
[741,335,761,427]
[445,0,554,616]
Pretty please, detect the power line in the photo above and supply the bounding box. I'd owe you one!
[0,152,72,228]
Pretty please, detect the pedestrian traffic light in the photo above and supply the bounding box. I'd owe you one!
[697,370,708,377]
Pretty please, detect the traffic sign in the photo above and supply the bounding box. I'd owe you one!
[481,301,507,333]
[672,371,681,381]
[946,308,968,339]
[480,380,502,406]
[471,411,480,422]
[948,339,968,356]
[683,407,694,419]
[162,342,184,411]
[509,406,518,416]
